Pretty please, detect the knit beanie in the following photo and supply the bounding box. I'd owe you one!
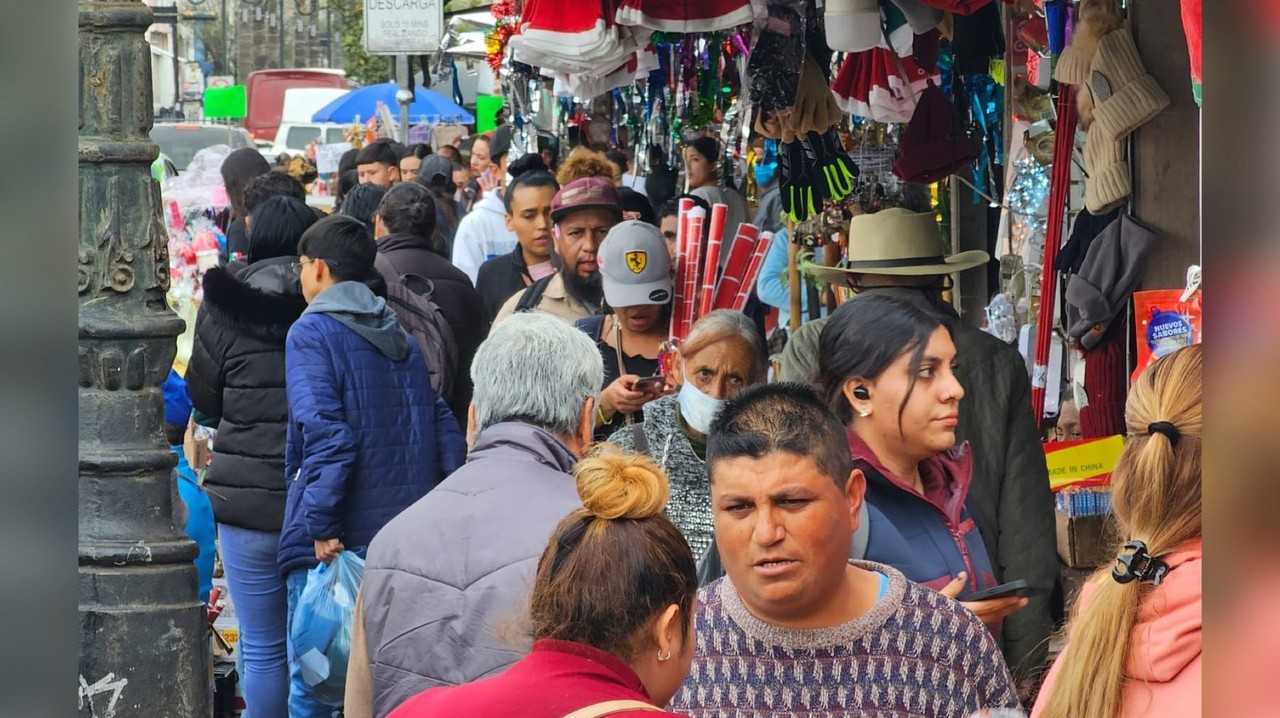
[825,0,885,54]
[1083,130,1130,213]
[1079,322,1127,438]
[1087,27,1171,141]
[892,83,981,184]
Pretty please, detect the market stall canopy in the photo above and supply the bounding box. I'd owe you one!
[311,83,475,125]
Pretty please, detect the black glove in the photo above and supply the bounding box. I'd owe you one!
[811,128,860,204]
[748,3,805,112]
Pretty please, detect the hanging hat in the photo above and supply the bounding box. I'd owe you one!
[1086,26,1171,142]
[892,83,982,185]
[832,47,936,123]
[1083,130,1130,213]
[810,208,990,281]
[825,0,885,54]
[1065,213,1158,350]
[889,0,943,33]
[615,0,755,33]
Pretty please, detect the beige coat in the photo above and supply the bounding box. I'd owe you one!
[491,273,595,326]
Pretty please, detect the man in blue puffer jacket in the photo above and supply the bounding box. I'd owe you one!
[279,214,466,717]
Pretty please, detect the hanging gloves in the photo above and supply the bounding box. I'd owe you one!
[787,54,845,141]
[748,2,806,112]
[779,131,859,224]
[812,128,860,202]
[780,137,821,223]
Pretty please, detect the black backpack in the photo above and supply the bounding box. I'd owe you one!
[375,254,459,402]
[515,274,554,312]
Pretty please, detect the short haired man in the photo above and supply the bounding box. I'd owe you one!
[779,208,1054,683]
[279,214,466,715]
[474,170,560,320]
[355,139,401,187]
[372,182,488,423]
[450,124,519,284]
[669,383,1019,717]
[492,176,622,326]
[346,313,604,717]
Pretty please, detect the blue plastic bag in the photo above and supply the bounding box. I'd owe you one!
[290,552,364,706]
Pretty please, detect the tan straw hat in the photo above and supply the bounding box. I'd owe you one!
[810,207,990,282]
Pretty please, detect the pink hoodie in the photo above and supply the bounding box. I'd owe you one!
[1032,540,1202,718]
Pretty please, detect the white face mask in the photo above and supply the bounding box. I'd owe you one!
[677,377,723,435]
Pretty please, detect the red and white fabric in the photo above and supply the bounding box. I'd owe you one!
[509,0,649,76]
[831,47,937,123]
[615,0,755,32]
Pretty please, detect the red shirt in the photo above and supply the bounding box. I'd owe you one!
[389,639,682,718]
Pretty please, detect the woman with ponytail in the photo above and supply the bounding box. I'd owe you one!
[389,446,698,718]
[1033,344,1202,718]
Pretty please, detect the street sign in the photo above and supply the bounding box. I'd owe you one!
[203,85,247,119]
[363,0,443,55]
[207,75,234,89]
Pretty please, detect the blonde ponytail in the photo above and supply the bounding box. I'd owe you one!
[1040,345,1201,718]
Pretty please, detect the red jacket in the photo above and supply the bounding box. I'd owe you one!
[389,639,682,718]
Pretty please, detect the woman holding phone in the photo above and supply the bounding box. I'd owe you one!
[818,295,1028,633]
[576,221,674,441]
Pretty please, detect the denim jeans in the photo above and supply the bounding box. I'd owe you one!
[216,524,289,718]
[286,548,364,718]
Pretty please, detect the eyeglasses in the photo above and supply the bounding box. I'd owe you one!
[291,258,340,275]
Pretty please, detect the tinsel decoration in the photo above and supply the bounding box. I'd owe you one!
[486,0,518,72]
[1006,156,1050,258]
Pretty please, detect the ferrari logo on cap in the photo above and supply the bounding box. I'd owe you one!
[626,251,647,274]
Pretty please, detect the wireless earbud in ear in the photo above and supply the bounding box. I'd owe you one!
[853,386,870,401]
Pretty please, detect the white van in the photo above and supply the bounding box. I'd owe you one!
[267,87,353,157]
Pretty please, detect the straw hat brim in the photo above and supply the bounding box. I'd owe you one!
[809,249,991,283]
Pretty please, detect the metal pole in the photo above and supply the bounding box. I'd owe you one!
[279,0,286,67]
[79,1,209,714]
[221,0,228,75]
[397,54,411,144]
[326,0,333,68]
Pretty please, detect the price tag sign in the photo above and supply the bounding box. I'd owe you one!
[315,143,353,175]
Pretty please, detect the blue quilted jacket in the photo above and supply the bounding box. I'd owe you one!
[278,281,466,578]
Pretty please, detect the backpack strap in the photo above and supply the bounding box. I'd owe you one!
[516,274,554,312]
[559,700,663,718]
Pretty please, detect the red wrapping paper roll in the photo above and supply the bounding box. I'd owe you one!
[732,231,773,312]
[712,223,761,310]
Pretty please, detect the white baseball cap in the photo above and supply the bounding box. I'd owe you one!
[597,220,674,307]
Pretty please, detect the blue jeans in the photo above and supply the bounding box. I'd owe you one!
[286,549,364,718]
[217,524,289,718]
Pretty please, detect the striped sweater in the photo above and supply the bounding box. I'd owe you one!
[670,562,1020,717]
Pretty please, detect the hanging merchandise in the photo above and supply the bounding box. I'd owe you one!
[917,0,991,14]
[889,0,944,35]
[615,0,755,33]
[1132,288,1202,384]
[1180,0,1202,106]
[508,0,651,84]
[747,1,806,113]
[892,81,981,184]
[951,0,1006,75]
[830,1,938,124]
[1063,213,1159,351]
[825,0,884,54]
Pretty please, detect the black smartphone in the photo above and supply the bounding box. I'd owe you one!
[960,579,1030,602]
[631,376,668,392]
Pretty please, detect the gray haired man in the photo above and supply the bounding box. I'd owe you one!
[342,312,604,718]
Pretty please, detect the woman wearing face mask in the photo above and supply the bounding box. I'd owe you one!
[750,138,784,235]
[818,295,1028,632]
[684,137,747,262]
[576,221,674,441]
[609,310,767,558]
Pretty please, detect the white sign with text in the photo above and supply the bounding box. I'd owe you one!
[363,0,442,55]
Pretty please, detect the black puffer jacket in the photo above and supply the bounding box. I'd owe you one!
[376,233,489,423]
[186,257,307,531]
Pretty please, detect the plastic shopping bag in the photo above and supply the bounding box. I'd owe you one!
[290,551,364,706]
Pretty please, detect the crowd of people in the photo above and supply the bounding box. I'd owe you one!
[171,126,1201,718]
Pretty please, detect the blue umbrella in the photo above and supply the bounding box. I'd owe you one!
[311,83,475,125]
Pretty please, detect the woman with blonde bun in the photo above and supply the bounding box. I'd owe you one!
[1033,344,1202,718]
[389,446,698,718]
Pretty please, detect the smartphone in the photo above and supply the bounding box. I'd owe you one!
[631,376,668,392]
[959,579,1030,602]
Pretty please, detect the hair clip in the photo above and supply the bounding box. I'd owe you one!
[1112,540,1170,586]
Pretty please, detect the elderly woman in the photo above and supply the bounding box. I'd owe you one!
[389,447,697,717]
[577,221,674,441]
[609,310,767,558]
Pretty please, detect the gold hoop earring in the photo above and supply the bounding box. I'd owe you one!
[657,649,672,662]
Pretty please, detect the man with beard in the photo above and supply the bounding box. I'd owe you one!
[492,177,621,326]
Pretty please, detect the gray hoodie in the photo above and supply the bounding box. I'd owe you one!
[303,281,410,360]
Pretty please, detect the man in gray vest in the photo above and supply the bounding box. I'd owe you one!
[343,312,604,718]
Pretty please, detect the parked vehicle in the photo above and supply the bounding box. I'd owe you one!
[149,122,255,172]
[243,68,348,144]
[270,123,351,158]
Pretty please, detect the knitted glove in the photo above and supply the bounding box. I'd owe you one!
[1087,27,1171,141]
[787,54,845,139]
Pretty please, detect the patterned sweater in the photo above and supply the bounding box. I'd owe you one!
[608,394,714,557]
[670,562,1020,717]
